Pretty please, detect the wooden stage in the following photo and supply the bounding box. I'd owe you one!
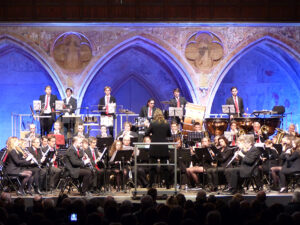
[6,187,298,208]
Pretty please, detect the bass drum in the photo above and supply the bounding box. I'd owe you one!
[182,103,206,136]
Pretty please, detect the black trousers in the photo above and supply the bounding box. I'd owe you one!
[91,169,105,189]
[40,114,54,135]
[207,167,231,188]
[27,167,41,187]
[78,168,92,193]
[279,167,296,188]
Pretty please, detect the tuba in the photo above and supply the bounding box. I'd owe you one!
[274,128,286,144]
[260,125,269,135]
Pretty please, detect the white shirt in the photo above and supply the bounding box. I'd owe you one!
[44,95,51,114]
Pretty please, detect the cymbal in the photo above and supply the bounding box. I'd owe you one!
[161,101,171,104]
[119,109,135,114]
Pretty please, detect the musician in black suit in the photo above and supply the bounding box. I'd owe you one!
[145,109,171,188]
[4,137,34,195]
[24,138,44,194]
[206,136,234,191]
[117,122,138,139]
[74,123,89,138]
[83,137,105,193]
[226,135,262,194]
[65,136,92,195]
[279,139,300,193]
[251,121,269,143]
[139,98,157,120]
[62,88,77,138]
[25,124,41,147]
[42,136,62,191]
[170,88,188,108]
[225,87,245,118]
[98,86,116,137]
[39,85,58,135]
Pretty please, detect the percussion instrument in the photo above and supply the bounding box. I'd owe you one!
[204,118,229,136]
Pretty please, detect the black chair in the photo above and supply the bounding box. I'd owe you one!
[242,158,263,192]
[290,171,300,192]
[0,149,22,194]
[56,155,81,194]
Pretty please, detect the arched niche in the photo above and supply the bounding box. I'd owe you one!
[79,36,197,116]
[209,36,300,128]
[0,37,62,146]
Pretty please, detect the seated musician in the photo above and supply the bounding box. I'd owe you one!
[97,125,112,138]
[83,137,104,193]
[186,137,216,188]
[169,121,181,141]
[22,138,44,194]
[226,135,262,194]
[260,139,279,190]
[49,122,65,148]
[224,121,239,146]
[117,122,138,140]
[41,136,62,192]
[206,136,233,192]
[251,121,268,143]
[288,124,300,137]
[139,98,157,121]
[65,136,92,196]
[213,136,221,149]
[270,136,294,190]
[278,138,300,193]
[4,137,35,196]
[74,123,89,138]
[122,135,134,150]
[109,140,128,191]
[225,86,245,118]
[134,136,152,188]
[188,122,205,147]
[25,124,40,147]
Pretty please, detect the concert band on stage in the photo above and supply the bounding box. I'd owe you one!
[2,85,300,196]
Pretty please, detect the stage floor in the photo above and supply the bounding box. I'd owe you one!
[7,187,297,208]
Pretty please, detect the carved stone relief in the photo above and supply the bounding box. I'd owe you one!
[185,31,224,71]
[52,32,92,71]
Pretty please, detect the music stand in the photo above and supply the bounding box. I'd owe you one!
[110,150,133,192]
[195,147,213,188]
[222,105,235,117]
[187,132,204,146]
[96,137,114,150]
[169,107,183,118]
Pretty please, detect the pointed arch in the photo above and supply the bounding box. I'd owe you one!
[206,36,300,115]
[78,35,198,107]
[0,35,65,98]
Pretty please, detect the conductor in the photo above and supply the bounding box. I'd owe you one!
[145,109,171,188]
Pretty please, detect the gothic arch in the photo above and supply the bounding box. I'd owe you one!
[0,34,65,97]
[206,36,300,115]
[78,35,198,107]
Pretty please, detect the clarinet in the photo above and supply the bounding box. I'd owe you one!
[23,148,41,169]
